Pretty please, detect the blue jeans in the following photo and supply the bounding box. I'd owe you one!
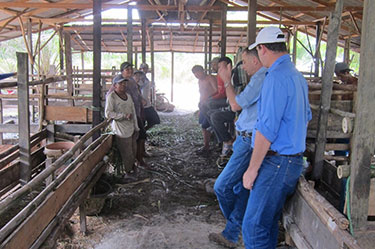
[242,155,303,249]
[214,135,253,243]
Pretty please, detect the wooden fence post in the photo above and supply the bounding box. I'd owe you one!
[17,52,31,184]
[313,0,344,180]
[350,0,375,233]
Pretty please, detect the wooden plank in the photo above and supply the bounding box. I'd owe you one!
[307,130,351,139]
[350,0,375,232]
[17,52,31,185]
[0,147,45,191]
[247,0,256,46]
[45,106,89,122]
[1,135,112,249]
[313,0,344,180]
[52,124,92,134]
[0,124,39,134]
[369,179,375,216]
[284,191,342,249]
[30,161,107,249]
[284,179,360,249]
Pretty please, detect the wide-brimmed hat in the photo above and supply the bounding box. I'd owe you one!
[335,62,352,74]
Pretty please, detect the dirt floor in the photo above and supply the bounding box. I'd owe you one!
[55,112,285,249]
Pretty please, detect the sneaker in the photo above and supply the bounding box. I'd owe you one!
[221,143,232,157]
[208,233,237,248]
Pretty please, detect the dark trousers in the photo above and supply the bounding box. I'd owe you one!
[208,109,235,143]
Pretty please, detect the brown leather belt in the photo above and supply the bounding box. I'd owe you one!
[266,150,302,157]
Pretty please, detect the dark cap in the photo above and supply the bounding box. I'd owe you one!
[139,63,149,69]
[134,70,144,75]
[218,56,232,65]
[120,62,133,72]
[335,62,352,74]
[112,74,128,84]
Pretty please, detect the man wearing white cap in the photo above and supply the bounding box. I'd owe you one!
[242,27,311,248]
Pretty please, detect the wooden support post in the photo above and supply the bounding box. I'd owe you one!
[150,28,155,86]
[81,51,85,82]
[220,3,227,57]
[344,37,351,65]
[79,203,87,235]
[27,19,34,76]
[127,5,133,64]
[27,19,37,123]
[17,52,31,185]
[150,28,155,105]
[141,18,146,64]
[247,0,257,46]
[64,32,74,106]
[134,47,138,69]
[59,28,64,71]
[314,22,321,77]
[313,0,344,180]
[209,19,213,74]
[350,0,375,233]
[171,51,174,102]
[93,0,102,137]
[292,27,298,65]
[204,28,208,72]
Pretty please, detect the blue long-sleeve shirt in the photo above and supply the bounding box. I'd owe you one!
[235,67,267,133]
[252,55,312,154]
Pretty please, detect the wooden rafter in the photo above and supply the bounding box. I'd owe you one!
[120,30,128,46]
[74,30,90,50]
[198,0,217,23]
[147,0,167,24]
[349,11,361,35]
[193,32,199,52]
[38,29,58,55]
[17,16,34,64]
[101,40,108,51]
[71,35,85,51]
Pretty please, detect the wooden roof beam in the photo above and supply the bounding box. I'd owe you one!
[73,30,90,50]
[349,11,361,35]
[71,35,86,51]
[193,32,199,52]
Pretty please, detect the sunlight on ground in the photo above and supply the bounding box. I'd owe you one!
[156,80,200,113]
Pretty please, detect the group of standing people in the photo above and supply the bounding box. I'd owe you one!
[201,27,312,249]
[105,62,160,175]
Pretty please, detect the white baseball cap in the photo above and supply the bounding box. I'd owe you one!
[248,26,286,50]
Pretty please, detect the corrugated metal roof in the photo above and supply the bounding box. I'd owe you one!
[0,0,364,53]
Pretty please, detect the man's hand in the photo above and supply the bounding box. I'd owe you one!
[243,167,258,190]
[218,62,232,84]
